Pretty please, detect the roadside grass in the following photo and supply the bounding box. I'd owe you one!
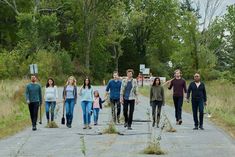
[0,80,30,139]
[139,80,235,138]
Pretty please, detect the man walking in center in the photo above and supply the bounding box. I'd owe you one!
[167,69,187,125]
[105,71,122,124]
[25,75,42,131]
[120,69,139,130]
[187,73,207,130]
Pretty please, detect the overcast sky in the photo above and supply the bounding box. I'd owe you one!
[194,0,234,26]
[195,0,235,16]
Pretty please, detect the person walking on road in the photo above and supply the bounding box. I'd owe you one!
[187,73,207,130]
[120,69,139,130]
[25,75,42,131]
[105,71,122,124]
[92,90,105,125]
[79,78,94,129]
[63,76,77,128]
[167,69,187,125]
[44,78,58,124]
[150,77,165,128]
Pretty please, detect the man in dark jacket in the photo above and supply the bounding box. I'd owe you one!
[187,73,207,130]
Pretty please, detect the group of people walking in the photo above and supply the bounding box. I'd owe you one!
[25,69,139,131]
[25,68,207,131]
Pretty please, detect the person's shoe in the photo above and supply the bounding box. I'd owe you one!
[199,126,204,130]
[157,124,159,128]
[83,125,87,129]
[94,123,97,126]
[127,127,132,130]
[32,126,37,131]
[88,126,92,129]
[193,127,198,130]
[68,124,72,128]
[124,123,128,128]
[179,120,183,125]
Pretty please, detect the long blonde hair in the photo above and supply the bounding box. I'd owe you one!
[66,76,76,86]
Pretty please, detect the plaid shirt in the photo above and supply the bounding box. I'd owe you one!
[120,78,138,100]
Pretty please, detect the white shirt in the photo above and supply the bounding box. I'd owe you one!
[44,86,58,102]
[195,82,201,88]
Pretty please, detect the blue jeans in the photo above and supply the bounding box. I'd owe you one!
[93,108,100,124]
[192,99,204,127]
[45,101,56,121]
[65,99,75,125]
[81,101,92,125]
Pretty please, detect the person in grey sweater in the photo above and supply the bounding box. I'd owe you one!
[150,77,165,128]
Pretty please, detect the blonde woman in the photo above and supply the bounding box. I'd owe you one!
[63,76,77,128]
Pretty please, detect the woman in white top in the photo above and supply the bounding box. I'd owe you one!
[44,78,58,123]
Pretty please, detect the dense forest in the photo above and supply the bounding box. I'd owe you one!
[0,0,234,84]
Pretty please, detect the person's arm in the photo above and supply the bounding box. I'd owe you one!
[183,80,187,95]
[203,83,207,104]
[186,83,192,101]
[25,84,30,104]
[74,86,77,104]
[120,80,125,104]
[168,80,173,90]
[79,86,83,96]
[134,79,139,100]
[62,86,66,100]
[150,86,153,103]
[91,88,94,101]
[39,85,42,105]
[55,86,59,100]
[105,81,111,98]
[161,86,165,105]
[99,98,104,109]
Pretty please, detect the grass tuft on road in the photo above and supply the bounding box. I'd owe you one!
[143,142,165,155]
[103,122,119,134]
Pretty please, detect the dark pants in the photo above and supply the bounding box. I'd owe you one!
[28,102,40,126]
[123,99,135,127]
[173,96,183,121]
[110,99,121,123]
[45,101,56,121]
[192,99,204,127]
[152,100,163,125]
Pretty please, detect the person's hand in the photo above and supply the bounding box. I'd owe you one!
[186,98,189,103]
[26,100,30,104]
[204,102,207,106]
[120,97,124,105]
[136,99,140,105]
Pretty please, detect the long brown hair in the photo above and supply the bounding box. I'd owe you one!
[152,77,161,86]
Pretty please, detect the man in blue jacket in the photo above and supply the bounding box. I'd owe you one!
[25,75,42,131]
[187,73,207,130]
[106,71,122,124]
